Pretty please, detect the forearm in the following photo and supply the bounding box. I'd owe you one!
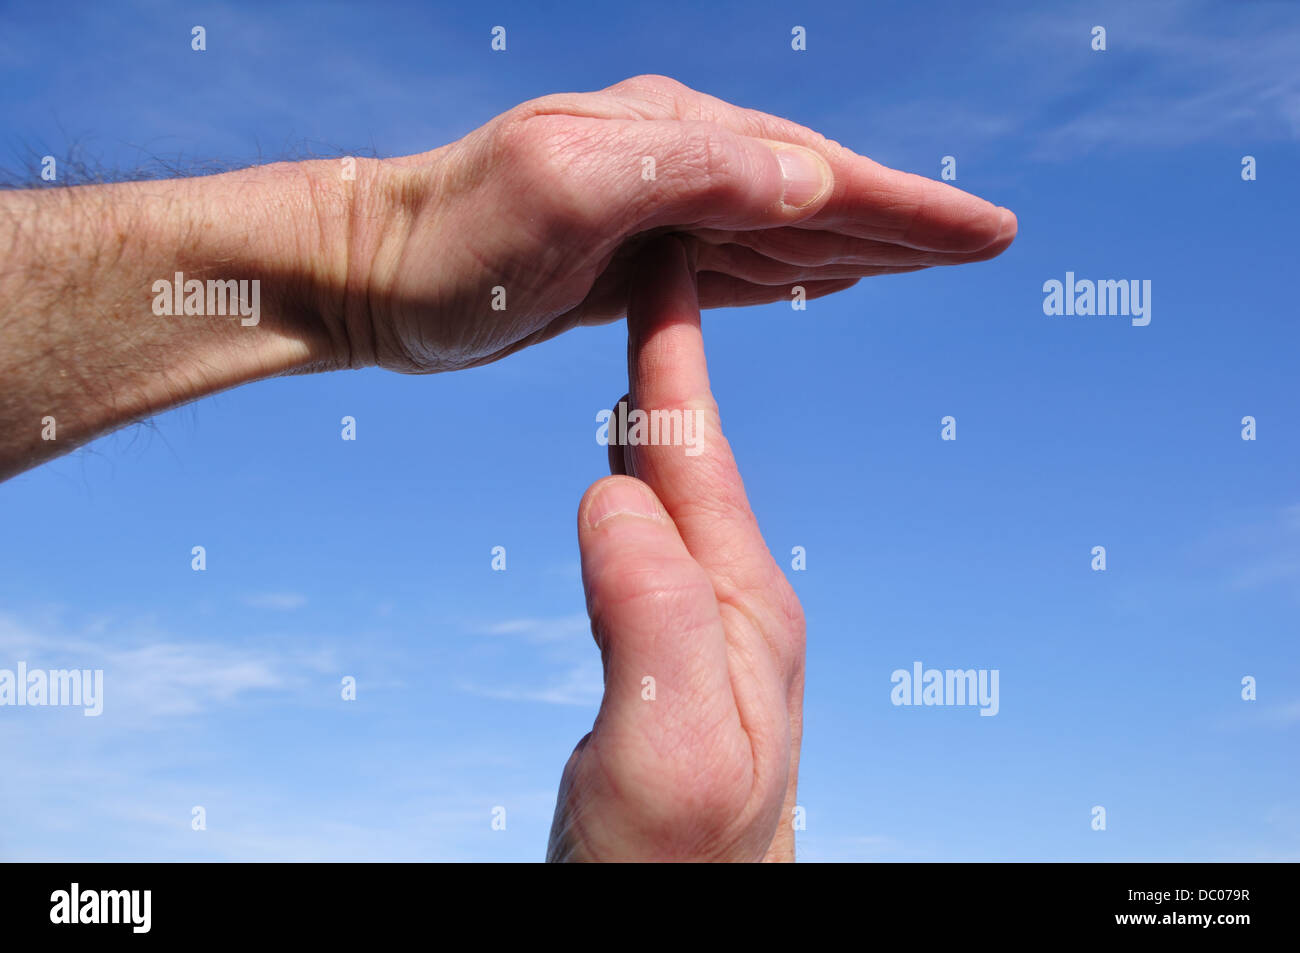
[0,161,358,480]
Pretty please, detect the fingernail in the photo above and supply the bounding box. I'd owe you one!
[774,145,831,209]
[586,479,663,530]
[998,207,1018,237]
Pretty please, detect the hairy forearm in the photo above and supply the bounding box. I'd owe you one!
[0,161,361,480]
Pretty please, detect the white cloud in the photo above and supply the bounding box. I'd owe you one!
[1221,504,1300,596]
[828,1,1300,163]
[242,591,308,611]
[0,611,334,721]
[1023,3,1300,156]
[0,609,559,861]
[465,613,602,706]
[476,613,590,644]
[1265,699,1300,726]
[461,660,603,708]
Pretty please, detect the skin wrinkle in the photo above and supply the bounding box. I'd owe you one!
[584,570,718,662]
[695,272,861,309]
[640,662,747,778]
[296,159,354,370]
[700,241,921,282]
[581,517,792,851]
[718,575,802,683]
[717,602,789,830]
[592,713,756,858]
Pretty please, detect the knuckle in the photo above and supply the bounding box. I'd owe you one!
[625,124,746,225]
[490,111,564,173]
[775,578,807,673]
[586,559,715,636]
[613,73,689,98]
[490,113,622,235]
[669,125,743,200]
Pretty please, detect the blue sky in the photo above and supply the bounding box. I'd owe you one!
[1,0,1297,861]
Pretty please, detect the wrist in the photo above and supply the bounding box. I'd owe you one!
[321,146,461,373]
[183,159,360,376]
[121,161,358,390]
[275,155,384,371]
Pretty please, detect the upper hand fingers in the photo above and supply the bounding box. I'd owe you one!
[601,75,1017,252]
[690,223,1017,269]
[695,241,933,285]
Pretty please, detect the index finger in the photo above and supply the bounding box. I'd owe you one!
[622,234,780,599]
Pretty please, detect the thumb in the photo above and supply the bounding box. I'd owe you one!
[569,118,834,232]
[576,475,738,731]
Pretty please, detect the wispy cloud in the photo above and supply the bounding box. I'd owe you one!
[476,613,590,643]
[1184,502,1300,598]
[1222,504,1300,595]
[0,611,334,721]
[831,0,1300,164]
[1024,2,1300,156]
[1264,699,1300,726]
[464,613,602,706]
[242,591,308,611]
[0,609,558,860]
[461,660,603,707]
